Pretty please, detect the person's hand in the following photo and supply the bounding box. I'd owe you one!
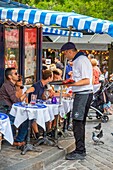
[67,93,72,97]
[63,79,74,85]
[26,87,35,94]
[48,89,55,98]
[68,71,73,76]
[110,74,113,78]
[66,84,71,87]
[62,92,72,97]
[109,74,113,82]
[109,77,113,82]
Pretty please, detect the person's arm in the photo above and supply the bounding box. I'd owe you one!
[92,75,95,85]
[92,68,96,85]
[5,84,21,103]
[20,87,35,102]
[67,78,90,87]
[68,71,73,76]
[53,92,72,97]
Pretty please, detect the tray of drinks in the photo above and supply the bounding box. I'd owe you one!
[49,79,75,85]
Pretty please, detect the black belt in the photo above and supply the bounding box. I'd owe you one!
[73,90,93,94]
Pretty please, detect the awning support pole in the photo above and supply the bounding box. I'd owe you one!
[36,26,43,81]
[59,26,73,104]
[63,26,73,80]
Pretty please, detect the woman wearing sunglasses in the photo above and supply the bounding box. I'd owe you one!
[15,75,28,103]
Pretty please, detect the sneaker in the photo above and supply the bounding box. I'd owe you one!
[65,150,86,160]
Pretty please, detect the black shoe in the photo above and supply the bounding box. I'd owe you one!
[37,136,44,145]
[47,130,55,138]
[65,150,86,160]
[67,125,73,131]
[35,132,40,139]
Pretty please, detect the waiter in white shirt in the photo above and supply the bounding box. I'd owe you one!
[61,42,93,160]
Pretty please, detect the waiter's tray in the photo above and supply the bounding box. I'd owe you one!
[49,79,75,85]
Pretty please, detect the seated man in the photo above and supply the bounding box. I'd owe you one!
[29,69,53,100]
[28,69,54,138]
[0,68,34,146]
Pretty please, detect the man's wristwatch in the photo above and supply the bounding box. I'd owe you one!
[24,91,27,95]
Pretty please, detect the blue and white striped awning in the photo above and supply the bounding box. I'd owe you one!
[0,7,113,37]
[43,27,83,37]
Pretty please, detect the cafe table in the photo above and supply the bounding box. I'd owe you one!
[10,102,50,131]
[0,112,14,151]
[9,102,51,154]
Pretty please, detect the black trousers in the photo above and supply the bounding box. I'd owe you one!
[73,93,93,153]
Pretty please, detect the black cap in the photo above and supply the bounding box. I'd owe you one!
[61,42,77,52]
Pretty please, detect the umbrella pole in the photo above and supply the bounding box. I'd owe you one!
[63,26,73,80]
[55,26,73,147]
[60,26,73,103]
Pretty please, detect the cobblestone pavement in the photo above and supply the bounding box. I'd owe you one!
[1,112,113,170]
[0,130,74,170]
[46,113,113,170]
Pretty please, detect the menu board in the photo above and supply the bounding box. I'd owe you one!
[25,45,36,77]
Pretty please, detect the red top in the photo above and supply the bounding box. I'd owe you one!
[93,66,101,84]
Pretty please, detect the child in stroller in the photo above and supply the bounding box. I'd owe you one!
[88,81,113,122]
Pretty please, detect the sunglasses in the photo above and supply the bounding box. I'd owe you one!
[12,72,18,75]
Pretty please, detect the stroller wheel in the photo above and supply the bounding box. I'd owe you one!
[101,115,109,123]
[96,115,101,119]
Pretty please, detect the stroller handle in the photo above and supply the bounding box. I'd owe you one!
[102,81,113,92]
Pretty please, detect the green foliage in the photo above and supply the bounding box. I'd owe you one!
[17,0,113,21]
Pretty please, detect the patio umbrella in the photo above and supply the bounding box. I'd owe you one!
[43,26,83,37]
[0,7,113,37]
[1,3,113,80]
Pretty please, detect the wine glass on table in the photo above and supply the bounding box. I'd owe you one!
[30,94,37,105]
[43,90,50,102]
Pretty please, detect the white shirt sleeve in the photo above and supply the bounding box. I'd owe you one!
[22,86,27,94]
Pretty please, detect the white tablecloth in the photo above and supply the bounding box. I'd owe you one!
[10,104,50,131]
[62,98,73,113]
[0,114,14,145]
[9,99,73,130]
[46,103,65,121]
[46,98,73,121]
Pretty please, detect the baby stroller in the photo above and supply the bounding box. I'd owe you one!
[88,81,113,123]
